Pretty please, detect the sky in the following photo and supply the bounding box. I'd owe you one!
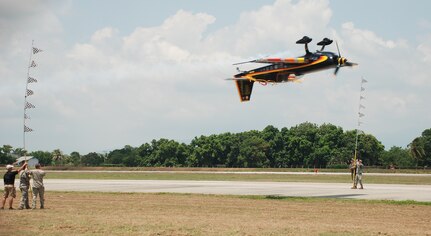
[1,0,430,154]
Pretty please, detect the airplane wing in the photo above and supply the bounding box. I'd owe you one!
[254,58,309,64]
[233,57,309,65]
[235,79,254,102]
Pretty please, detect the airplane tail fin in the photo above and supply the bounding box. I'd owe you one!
[235,80,254,102]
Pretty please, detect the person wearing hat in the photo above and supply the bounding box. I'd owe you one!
[1,163,27,210]
[28,163,46,209]
[18,162,31,210]
[349,159,356,181]
[355,159,365,189]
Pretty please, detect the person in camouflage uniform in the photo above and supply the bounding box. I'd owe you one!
[349,159,357,189]
[355,159,364,189]
[18,163,31,210]
[28,164,46,209]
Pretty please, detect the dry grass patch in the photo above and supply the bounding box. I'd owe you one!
[0,192,430,235]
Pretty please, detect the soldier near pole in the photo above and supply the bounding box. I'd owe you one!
[350,158,357,189]
[28,164,46,209]
[355,159,365,189]
[18,162,31,210]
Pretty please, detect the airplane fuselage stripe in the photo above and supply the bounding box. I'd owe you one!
[241,55,330,81]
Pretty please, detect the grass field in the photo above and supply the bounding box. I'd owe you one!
[1,192,430,235]
[1,169,430,235]
[44,171,431,185]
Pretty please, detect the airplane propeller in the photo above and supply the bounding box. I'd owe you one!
[333,41,357,76]
[334,65,341,76]
[336,41,341,57]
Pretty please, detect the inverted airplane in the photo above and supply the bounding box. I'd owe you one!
[230,36,358,102]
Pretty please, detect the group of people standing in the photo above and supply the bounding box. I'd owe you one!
[1,162,45,210]
[350,159,364,189]
[3,159,363,208]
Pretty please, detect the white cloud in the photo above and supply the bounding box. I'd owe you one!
[337,22,431,148]
[205,0,332,57]
[121,10,217,63]
[417,34,431,62]
[91,27,118,43]
[341,22,398,56]
[1,0,430,153]
[0,0,63,49]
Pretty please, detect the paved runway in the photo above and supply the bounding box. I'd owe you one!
[48,170,431,176]
[45,179,431,202]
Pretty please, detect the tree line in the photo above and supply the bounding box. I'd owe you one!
[1,122,430,169]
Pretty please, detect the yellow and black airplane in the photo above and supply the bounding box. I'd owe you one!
[230,36,358,102]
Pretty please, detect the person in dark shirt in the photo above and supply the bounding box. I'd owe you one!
[2,163,27,210]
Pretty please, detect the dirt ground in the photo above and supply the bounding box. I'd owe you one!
[0,192,430,236]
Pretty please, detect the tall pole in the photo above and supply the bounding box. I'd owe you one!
[23,40,34,158]
[23,41,42,162]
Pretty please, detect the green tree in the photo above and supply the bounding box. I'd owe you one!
[273,127,292,167]
[151,140,183,167]
[30,150,52,166]
[338,130,357,164]
[355,134,385,166]
[420,129,431,166]
[214,133,235,167]
[52,149,64,166]
[237,131,269,168]
[286,122,318,167]
[408,137,424,166]
[107,145,138,166]
[189,134,233,167]
[120,145,140,167]
[13,147,27,157]
[81,152,104,166]
[224,133,241,167]
[145,139,166,166]
[69,151,81,166]
[380,146,413,168]
[137,143,154,166]
[313,124,345,168]
[261,125,284,167]
[139,139,188,167]
[0,145,16,164]
[408,128,431,167]
[189,136,217,167]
